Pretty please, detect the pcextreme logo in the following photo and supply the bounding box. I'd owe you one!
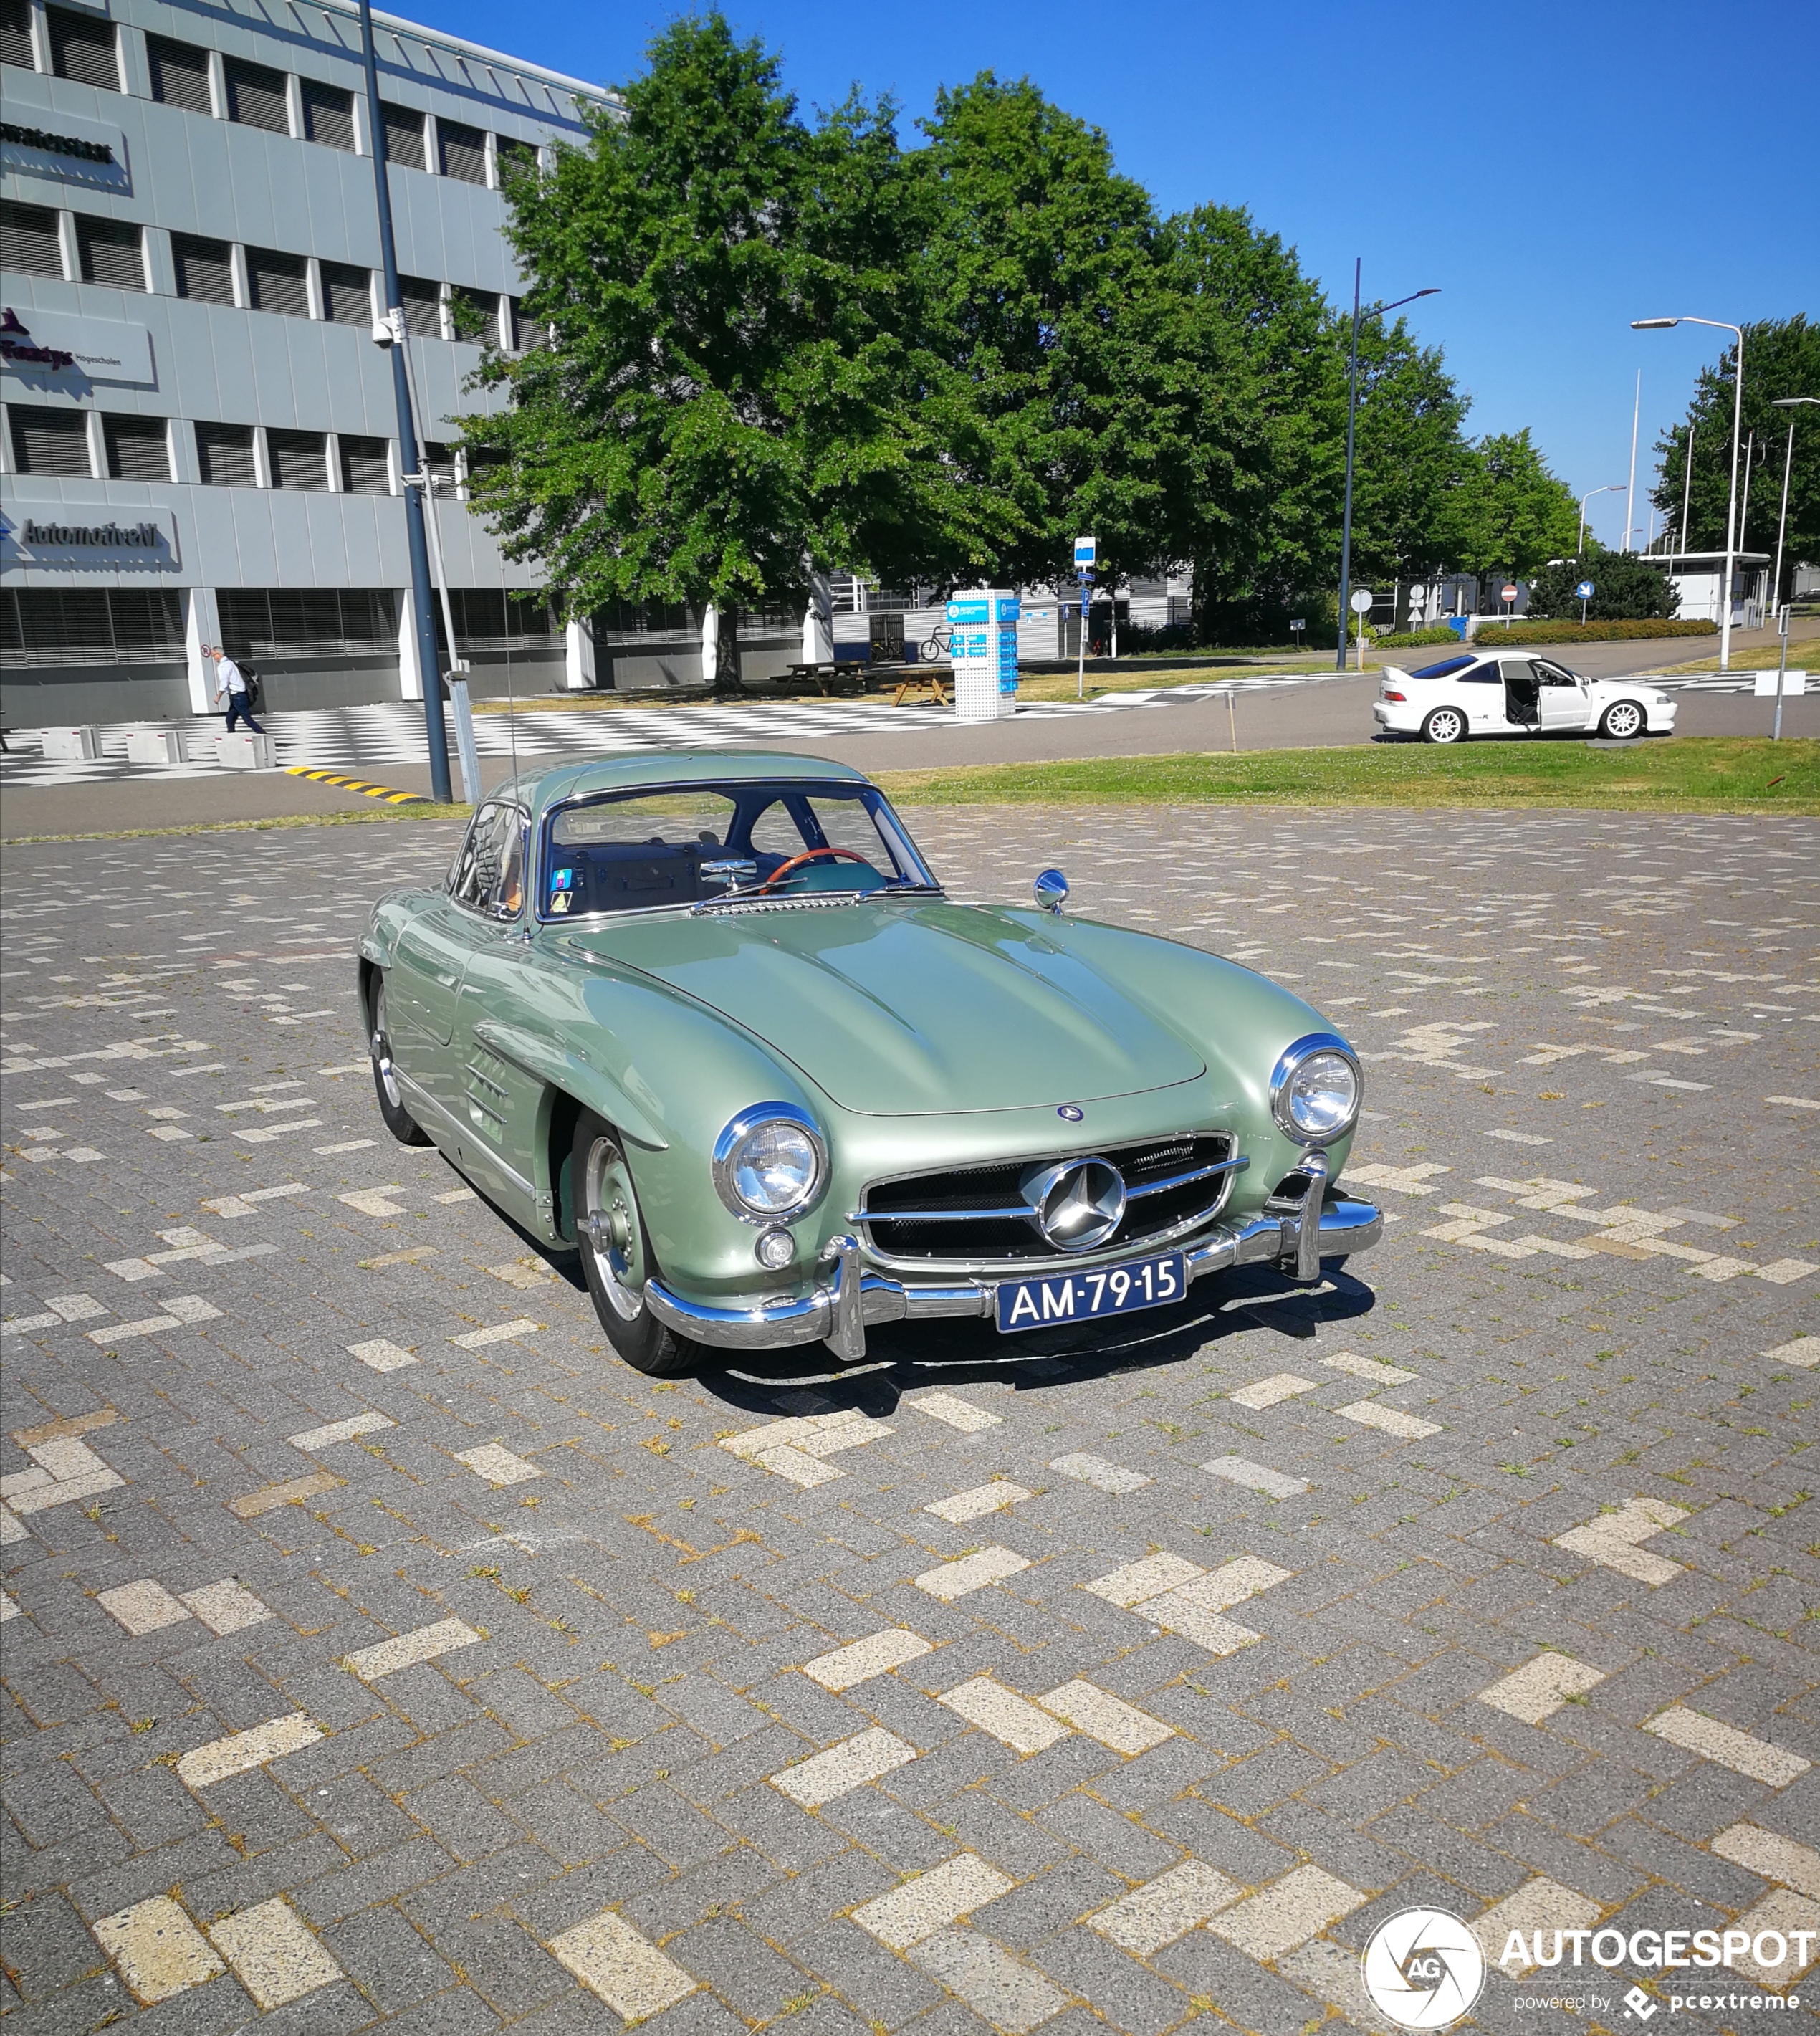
[1361,1909,1487,2027]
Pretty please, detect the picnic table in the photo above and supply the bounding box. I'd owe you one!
[785,659,869,696]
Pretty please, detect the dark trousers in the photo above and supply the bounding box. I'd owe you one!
[224,697,265,734]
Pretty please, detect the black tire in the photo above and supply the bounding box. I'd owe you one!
[1598,699,1645,740]
[572,1109,706,1377]
[369,975,431,1146]
[1421,705,1468,745]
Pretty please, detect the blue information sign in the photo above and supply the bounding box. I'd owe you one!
[1576,580,1595,600]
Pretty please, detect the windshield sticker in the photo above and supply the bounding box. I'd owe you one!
[550,867,573,894]
[550,892,573,915]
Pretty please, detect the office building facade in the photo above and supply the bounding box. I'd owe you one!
[1,0,621,723]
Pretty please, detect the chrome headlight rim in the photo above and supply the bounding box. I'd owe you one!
[712,1102,828,1223]
[1270,1031,1361,1146]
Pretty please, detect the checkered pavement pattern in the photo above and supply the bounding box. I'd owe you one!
[1,803,1816,2033]
[0,679,1347,790]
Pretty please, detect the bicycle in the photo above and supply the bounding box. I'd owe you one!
[918,624,952,664]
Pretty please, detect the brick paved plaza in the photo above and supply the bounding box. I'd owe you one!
[2,800,1816,2035]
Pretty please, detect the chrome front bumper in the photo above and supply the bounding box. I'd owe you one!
[644,1195,1383,1362]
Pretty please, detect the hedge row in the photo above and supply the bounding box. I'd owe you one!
[1468,618,1718,645]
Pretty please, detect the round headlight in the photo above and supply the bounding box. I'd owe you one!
[712,1104,826,1220]
[1270,1033,1361,1144]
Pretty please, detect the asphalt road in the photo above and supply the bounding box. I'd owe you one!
[2,805,1816,2034]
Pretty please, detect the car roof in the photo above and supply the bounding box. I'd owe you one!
[493,750,872,821]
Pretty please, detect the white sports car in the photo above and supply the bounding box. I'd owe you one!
[1371,649,1677,744]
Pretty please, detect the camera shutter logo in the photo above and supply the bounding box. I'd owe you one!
[1361,1908,1485,2028]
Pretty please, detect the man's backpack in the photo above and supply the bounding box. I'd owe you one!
[239,666,262,709]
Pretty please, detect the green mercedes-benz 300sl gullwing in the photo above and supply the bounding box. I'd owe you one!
[357,752,1381,1375]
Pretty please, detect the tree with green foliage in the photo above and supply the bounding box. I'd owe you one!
[1526,543,1673,622]
[458,14,973,685]
[1447,429,1579,581]
[1151,206,1345,640]
[906,75,1167,595]
[1652,315,1820,605]
[1341,320,1474,589]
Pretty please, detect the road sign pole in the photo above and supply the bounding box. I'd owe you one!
[1073,537,1097,700]
[1773,601,1791,741]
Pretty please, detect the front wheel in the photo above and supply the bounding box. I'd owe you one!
[1598,699,1645,740]
[1421,705,1468,745]
[369,977,431,1146]
[573,1111,705,1377]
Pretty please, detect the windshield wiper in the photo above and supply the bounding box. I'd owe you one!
[690,881,942,916]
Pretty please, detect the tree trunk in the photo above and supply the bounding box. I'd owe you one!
[712,604,744,695]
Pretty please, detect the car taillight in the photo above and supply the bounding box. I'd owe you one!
[1381,689,1406,702]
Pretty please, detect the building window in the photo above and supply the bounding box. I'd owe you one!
[379,100,424,171]
[447,285,498,345]
[8,406,92,475]
[145,32,211,112]
[218,586,397,658]
[338,434,390,494]
[103,413,170,481]
[320,259,372,325]
[2,588,186,665]
[76,215,145,290]
[450,589,559,646]
[438,118,487,184]
[246,247,309,318]
[0,200,63,278]
[300,77,354,150]
[46,5,118,89]
[496,135,538,182]
[195,421,257,486]
[223,55,289,135]
[171,232,235,305]
[1,0,36,69]
[398,274,442,339]
[265,427,328,489]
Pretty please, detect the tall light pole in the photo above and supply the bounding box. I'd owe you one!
[1768,396,1818,621]
[1577,483,1625,556]
[1333,263,1440,672]
[358,0,451,802]
[1634,315,1745,672]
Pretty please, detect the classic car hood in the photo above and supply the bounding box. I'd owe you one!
[562,901,1205,1115]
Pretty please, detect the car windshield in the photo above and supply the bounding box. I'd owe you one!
[538,780,938,920]
[1407,654,1480,679]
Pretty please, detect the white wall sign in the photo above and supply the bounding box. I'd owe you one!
[1,505,181,571]
[0,107,130,191]
[0,306,155,384]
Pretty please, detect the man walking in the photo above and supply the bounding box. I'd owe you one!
[207,644,265,733]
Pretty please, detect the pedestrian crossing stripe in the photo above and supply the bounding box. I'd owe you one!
[282,768,424,804]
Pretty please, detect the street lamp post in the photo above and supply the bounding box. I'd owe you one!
[1633,315,1745,672]
[1576,483,1626,557]
[358,0,451,802]
[1768,397,1819,621]
[1333,263,1440,672]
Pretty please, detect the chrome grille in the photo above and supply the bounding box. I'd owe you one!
[858,1132,1240,1267]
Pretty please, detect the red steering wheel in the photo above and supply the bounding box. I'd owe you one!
[756,846,876,892]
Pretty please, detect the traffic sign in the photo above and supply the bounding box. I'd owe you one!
[1073,535,1097,568]
[1349,588,1374,613]
[1500,583,1519,603]
[1576,580,1595,599]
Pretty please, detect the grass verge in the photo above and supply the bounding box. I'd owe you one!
[4,801,471,845]
[875,737,1820,815]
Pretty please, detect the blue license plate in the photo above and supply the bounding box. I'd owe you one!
[996,1253,1187,1334]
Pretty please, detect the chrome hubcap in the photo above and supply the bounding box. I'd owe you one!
[583,1135,646,1322]
[372,986,402,1108]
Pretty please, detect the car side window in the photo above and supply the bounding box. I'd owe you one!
[453,803,512,913]
[447,806,491,900]
[1533,660,1577,687]
[487,813,526,919]
[1458,661,1499,682]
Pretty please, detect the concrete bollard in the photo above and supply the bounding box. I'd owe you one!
[39,726,102,760]
[125,727,184,765]
[215,731,276,770]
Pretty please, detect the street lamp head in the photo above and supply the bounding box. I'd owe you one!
[1632,317,1680,330]
[1771,396,1820,407]
[1413,288,1441,300]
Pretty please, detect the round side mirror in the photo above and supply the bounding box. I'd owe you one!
[1033,868,1069,914]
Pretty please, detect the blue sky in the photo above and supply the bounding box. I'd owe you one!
[416,0,1808,554]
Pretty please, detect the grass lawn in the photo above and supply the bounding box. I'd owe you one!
[876,736,1820,816]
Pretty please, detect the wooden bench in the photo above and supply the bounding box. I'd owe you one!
[785,660,868,696]
[882,667,949,707]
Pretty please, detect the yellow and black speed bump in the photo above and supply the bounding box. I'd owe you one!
[284,767,426,805]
